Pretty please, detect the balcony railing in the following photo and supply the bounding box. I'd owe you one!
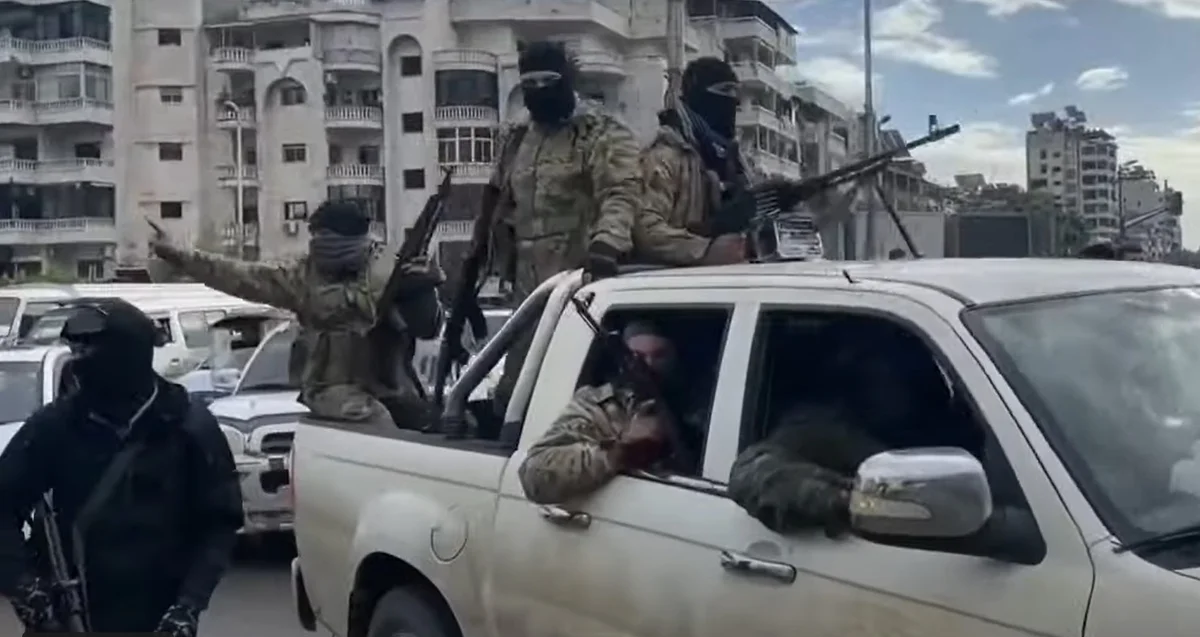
[216,108,256,126]
[216,165,259,181]
[0,36,111,56]
[433,105,499,124]
[35,98,112,114]
[0,158,114,183]
[327,164,383,181]
[325,105,383,126]
[0,217,117,245]
[323,47,380,67]
[432,49,498,71]
[433,220,472,242]
[210,47,253,67]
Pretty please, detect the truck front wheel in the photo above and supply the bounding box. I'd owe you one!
[366,588,454,637]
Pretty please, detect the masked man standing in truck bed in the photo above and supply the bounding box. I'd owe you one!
[148,200,444,427]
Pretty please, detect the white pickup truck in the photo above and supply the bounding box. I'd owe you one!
[290,259,1200,637]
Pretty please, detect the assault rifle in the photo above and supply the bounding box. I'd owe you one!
[710,123,961,249]
[369,166,454,394]
[36,494,87,632]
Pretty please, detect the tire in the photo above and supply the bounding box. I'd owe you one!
[366,587,453,637]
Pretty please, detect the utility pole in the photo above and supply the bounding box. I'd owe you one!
[861,0,878,259]
[665,0,685,107]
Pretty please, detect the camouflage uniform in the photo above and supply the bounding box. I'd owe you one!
[727,404,886,534]
[153,244,443,425]
[632,126,722,265]
[490,103,639,301]
[518,382,707,504]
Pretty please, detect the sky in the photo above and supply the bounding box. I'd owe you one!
[768,0,1200,247]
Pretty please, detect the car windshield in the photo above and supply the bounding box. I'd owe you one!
[0,360,42,424]
[24,312,68,344]
[0,298,18,337]
[236,326,298,393]
[969,286,1200,541]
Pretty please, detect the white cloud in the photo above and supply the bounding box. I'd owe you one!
[954,0,1069,16]
[910,119,1200,247]
[873,0,998,77]
[1075,66,1130,91]
[1007,82,1054,106]
[781,57,878,108]
[1111,0,1200,18]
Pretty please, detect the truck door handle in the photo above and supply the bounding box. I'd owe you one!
[537,505,592,529]
[719,550,796,584]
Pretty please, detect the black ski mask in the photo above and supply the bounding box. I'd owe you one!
[60,298,158,404]
[518,41,577,126]
[682,57,740,139]
[307,199,373,279]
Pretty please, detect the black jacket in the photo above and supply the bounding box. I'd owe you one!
[0,377,243,631]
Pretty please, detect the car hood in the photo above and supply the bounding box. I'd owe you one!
[207,391,307,420]
[0,421,23,455]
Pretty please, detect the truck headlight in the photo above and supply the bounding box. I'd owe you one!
[219,424,248,456]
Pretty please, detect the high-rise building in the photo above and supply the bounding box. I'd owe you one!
[111,0,810,273]
[1118,164,1184,259]
[1026,107,1119,246]
[0,0,115,280]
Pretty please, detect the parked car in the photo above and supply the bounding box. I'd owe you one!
[177,307,292,404]
[290,260,1200,637]
[0,344,70,454]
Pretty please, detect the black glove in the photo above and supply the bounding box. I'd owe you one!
[155,602,200,637]
[11,575,61,632]
[583,242,621,281]
[710,186,758,236]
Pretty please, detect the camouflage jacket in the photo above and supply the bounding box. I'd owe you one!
[154,244,443,420]
[728,403,886,534]
[632,125,720,265]
[518,382,707,504]
[489,103,639,291]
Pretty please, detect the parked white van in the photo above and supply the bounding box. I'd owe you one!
[23,295,271,377]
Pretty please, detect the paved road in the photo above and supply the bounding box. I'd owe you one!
[0,535,326,637]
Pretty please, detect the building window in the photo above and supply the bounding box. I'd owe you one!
[399,55,422,76]
[74,142,101,159]
[159,87,183,104]
[358,145,381,165]
[403,169,425,189]
[56,73,81,99]
[15,261,42,279]
[401,112,423,133]
[282,144,307,163]
[279,84,306,106]
[84,64,110,101]
[159,201,183,218]
[76,259,105,281]
[284,201,308,220]
[157,29,182,46]
[434,70,499,108]
[158,143,183,161]
[436,127,494,165]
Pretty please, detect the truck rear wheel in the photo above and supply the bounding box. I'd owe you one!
[366,588,453,637]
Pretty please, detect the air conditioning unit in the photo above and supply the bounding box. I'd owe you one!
[283,220,300,235]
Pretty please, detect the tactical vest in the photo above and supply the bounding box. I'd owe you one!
[297,265,377,394]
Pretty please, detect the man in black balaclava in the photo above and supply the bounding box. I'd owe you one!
[630,56,750,266]
[150,198,444,426]
[0,298,242,635]
[519,40,577,126]
[486,40,643,418]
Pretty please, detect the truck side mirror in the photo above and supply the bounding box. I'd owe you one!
[850,447,992,538]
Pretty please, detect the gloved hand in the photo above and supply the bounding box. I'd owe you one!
[155,602,200,637]
[710,187,758,236]
[582,242,621,283]
[394,254,445,298]
[11,575,61,632]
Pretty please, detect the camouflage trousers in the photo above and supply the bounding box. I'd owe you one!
[303,384,433,431]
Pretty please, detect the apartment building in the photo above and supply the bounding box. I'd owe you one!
[0,0,114,280]
[1119,164,1184,259]
[1026,107,1119,245]
[113,0,808,270]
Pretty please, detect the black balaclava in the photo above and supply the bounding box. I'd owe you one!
[60,298,158,416]
[518,41,577,126]
[682,57,739,139]
[307,199,373,279]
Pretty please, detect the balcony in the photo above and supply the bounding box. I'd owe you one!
[35,98,113,126]
[433,105,499,127]
[322,47,381,72]
[443,162,492,184]
[432,49,498,73]
[242,0,381,21]
[217,165,259,186]
[325,105,382,129]
[737,105,797,137]
[731,60,789,97]
[719,17,796,64]
[0,217,117,246]
[0,100,35,126]
[432,219,472,242]
[38,158,115,184]
[449,0,627,34]
[327,163,383,186]
[216,108,256,129]
[210,47,254,72]
[576,50,624,77]
[0,36,111,66]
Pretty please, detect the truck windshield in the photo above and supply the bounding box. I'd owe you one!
[236,326,299,393]
[0,360,42,424]
[969,286,1200,543]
